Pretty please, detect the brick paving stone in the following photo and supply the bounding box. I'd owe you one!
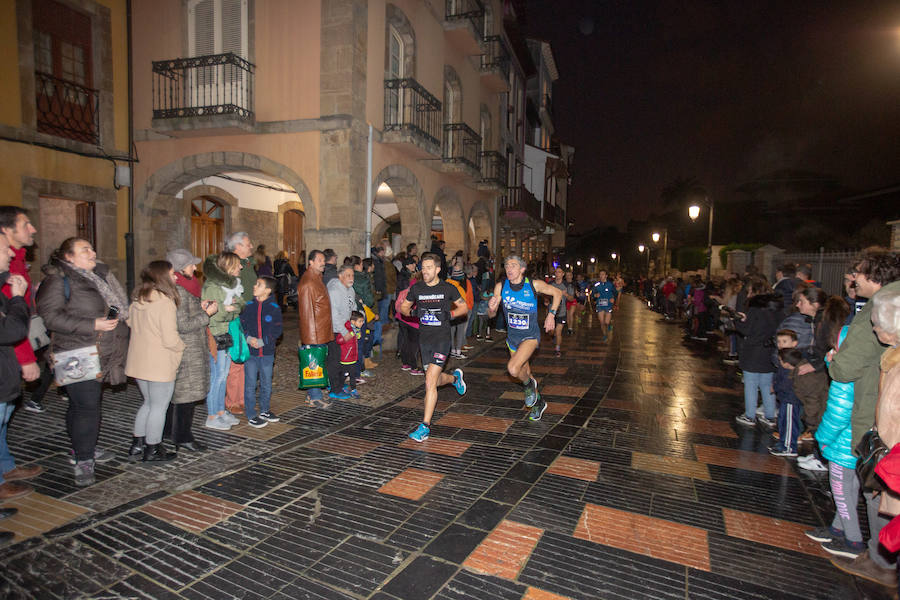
[436,413,515,433]
[226,420,297,441]
[463,519,544,579]
[523,587,573,600]
[378,467,446,501]
[308,433,382,457]
[541,385,589,398]
[693,444,797,478]
[574,502,711,571]
[722,507,829,558]
[141,490,243,533]
[546,456,599,482]
[0,492,89,544]
[631,450,712,480]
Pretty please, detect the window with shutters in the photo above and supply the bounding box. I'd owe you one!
[186,0,249,109]
[387,27,404,124]
[32,0,99,143]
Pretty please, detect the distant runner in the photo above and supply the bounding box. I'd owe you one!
[400,253,468,442]
[488,255,563,421]
[549,267,572,357]
[592,270,616,341]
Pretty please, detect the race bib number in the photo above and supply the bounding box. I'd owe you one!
[420,309,442,326]
[508,313,530,330]
[599,299,609,306]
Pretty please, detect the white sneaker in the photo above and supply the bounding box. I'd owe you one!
[799,457,827,472]
[755,405,765,417]
[222,411,240,425]
[205,415,231,430]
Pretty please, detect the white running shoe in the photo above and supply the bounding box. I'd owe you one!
[799,457,827,472]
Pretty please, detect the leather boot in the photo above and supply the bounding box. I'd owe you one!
[127,437,145,462]
[364,357,379,370]
[142,443,176,464]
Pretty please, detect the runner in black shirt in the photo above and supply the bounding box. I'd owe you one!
[400,253,468,442]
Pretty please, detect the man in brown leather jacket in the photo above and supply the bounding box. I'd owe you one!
[298,250,334,407]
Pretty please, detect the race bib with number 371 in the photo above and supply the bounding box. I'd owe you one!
[420,309,441,326]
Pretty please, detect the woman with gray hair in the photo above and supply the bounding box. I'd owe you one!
[872,290,900,519]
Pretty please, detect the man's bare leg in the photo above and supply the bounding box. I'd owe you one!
[423,364,455,425]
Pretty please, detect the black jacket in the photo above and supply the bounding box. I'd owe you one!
[36,259,130,385]
[322,262,338,288]
[735,293,781,373]
[0,272,29,403]
[372,255,387,295]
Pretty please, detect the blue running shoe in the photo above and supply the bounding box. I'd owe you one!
[453,368,466,396]
[524,377,539,408]
[350,389,360,399]
[329,391,351,400]
[528,398,547,422]
[409,422,430,442]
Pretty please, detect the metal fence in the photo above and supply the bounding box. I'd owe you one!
[778,250,858,296]
[152,52,255,120]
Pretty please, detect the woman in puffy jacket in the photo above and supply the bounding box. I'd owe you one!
[812,326,865,557]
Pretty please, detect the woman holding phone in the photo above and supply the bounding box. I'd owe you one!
[36,237,130,486]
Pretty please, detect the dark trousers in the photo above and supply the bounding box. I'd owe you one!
[66,379,103,462]
[398,322,420,368]
[326,337,344,392]
[25,349,54,404]
[341,361,361,391]
[164,402,197,444]
[776,398,802,452]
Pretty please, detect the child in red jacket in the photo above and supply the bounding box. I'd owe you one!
[337,311,365,399]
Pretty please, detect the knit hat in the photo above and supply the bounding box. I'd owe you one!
[167,249,201,273]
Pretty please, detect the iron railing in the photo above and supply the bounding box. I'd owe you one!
[500,185,542,222]
[384,78,442,147]
[546,203,565,226]
[480,35,510,80]
[445,0,484,38]
[152,52,255,120]
[35,71,99,144]
[479,150,506,186]
[443,123,481,170]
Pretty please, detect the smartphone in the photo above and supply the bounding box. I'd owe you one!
[106,306,119,320]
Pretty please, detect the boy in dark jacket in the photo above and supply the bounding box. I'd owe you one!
[770,330,802,457]
[240,277,283,428]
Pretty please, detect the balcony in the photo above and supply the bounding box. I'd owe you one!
[440,123,481,179]
[477,151,506,191]
[35,72,99,144]
[383,78,442,157]
[545,203,566,227]
[151,53,255,136]
[500,186,542,225]
[480,36,510,92]
[443,0,484,55]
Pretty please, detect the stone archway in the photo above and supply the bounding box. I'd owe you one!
[432,186,466,257]
[134,152,314,270]
[468,199,493,257]
[371,164,427,252]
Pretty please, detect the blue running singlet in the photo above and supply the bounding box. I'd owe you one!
[501,278,540,352]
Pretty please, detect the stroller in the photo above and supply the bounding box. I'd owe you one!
[278,273,299,309]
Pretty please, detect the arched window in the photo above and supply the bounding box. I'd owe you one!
[191,196,224,260]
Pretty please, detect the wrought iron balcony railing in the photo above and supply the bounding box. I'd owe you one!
[443,123,481,170]
[500,185,542,223]
[384,78,442,147]
[35,71,100,144]
[479,150,506,186]
[152,52,254,120]
[546,203,566,226]
[480,35,510,80]
[445,0,484,39]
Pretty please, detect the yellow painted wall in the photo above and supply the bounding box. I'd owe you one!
[0,0,132,261]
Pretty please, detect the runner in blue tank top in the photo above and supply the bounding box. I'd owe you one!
[488,256,563,421]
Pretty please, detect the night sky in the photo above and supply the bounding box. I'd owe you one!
[522,0,900,232]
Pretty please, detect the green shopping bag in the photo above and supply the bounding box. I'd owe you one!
[298,344,328,389]
[228,319,250,364]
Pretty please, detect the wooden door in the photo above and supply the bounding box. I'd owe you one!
[283,209,304,269]
[191,196,224,262]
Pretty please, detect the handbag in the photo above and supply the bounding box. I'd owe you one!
[52,345,102,386]
[227,319,249,364]
[298,344,328,389]
[856,427,889,492]
[29,315,50,350]
[213,332,233,351]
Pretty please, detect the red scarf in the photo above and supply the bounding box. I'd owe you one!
[175,272,201,298]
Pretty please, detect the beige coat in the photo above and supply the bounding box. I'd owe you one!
[125,290,185,382]
[876,346,900,515]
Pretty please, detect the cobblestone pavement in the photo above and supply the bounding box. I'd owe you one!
[0,296,893,599]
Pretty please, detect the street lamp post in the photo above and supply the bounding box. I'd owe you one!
[652,229,668,276]
[688,197,715,280]
[611,252,619,271]
[638,244,650,278]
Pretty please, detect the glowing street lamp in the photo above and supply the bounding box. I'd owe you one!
[652,229,669,276]
[652,232,660,243]
[638,244,645,253]
[610,252,617,260]
[688,204,701,221]
[687,197,715,280]
[590,257,596,263]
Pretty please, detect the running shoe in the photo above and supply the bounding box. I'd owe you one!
[555,349,561,358]
[768,445,798,457]
[821,537,865,559]
[453,368,467,396]
[798,457,828,472]
[410,368,425,376]
[757,416,776,429]
[222,411,240,425]
[260,411,280,422]
[408,423,430,442]
[734,414,755,427]
[349,389,360,399]
[24,399,45,413]
[524,377,539,408]
[330,391,352,400]
[401,365,412,371]
[805,526,843,543]
[248,416,268,428]
[528,398,548,421]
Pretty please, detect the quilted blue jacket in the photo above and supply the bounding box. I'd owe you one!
[815,327,856,469]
